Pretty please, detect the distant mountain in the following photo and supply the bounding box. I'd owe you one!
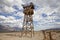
[0,25,9,32]
[13,27,22,31]
[47,28,60,30]
[43,28,60,31]
[0,25,22,32]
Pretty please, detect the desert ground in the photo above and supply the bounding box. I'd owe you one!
[0,30,60,40]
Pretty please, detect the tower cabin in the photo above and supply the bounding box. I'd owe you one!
[22,2,34,15]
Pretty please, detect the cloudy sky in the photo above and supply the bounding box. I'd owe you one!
[0,0,60,31]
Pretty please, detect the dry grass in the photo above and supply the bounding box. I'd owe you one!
[0,30,60,40]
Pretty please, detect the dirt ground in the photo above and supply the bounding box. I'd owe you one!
[0,30,60,40]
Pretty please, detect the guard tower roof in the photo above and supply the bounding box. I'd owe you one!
[22,2,34,9]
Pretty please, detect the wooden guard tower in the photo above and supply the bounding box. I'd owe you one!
[21,2,34,37]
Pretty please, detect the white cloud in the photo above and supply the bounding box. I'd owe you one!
[0,15,6,20]
[3,0,14,6]
[3,6,16,13]
[0,0,23,13]
[22,0,60,11]
[33,6,55,21]
[0,15,23,28]
[33,11,40,21]
[0,15,15,23]
[0,0,24,27]
[7,16,15,20]
[0,0,60,30]
[14,12,24,17]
